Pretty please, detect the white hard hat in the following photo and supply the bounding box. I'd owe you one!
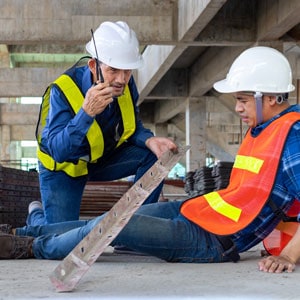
[86,21,144,70]
[214,46,295,94]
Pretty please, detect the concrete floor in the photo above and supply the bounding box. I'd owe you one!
[0,245,299,300]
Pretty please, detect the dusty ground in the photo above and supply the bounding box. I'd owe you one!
[0,245,299,300]
[1,185,298,299]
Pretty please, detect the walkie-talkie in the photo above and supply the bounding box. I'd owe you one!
[91,29,104,83]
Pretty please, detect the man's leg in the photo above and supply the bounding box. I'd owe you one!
[0,217,102,260]
[16,219,90,237]
[136,201,183,218]
[27,163,87,226]
[89,144,162,204]
[30,202,226,263]
[32,216,104,259]
[112,214,227,262]
[114,202,182,254]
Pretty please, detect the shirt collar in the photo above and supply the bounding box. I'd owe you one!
[251,104,300,137]
[82,66,93,95]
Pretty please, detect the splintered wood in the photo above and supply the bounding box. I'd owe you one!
[49,146,189,292]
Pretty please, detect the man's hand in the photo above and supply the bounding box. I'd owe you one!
[145,137,178,159]
[259,223,300,273]
[83,82,113,117]
[258,254,296,273]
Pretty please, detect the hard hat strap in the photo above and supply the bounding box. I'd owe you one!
[254,92,263,125]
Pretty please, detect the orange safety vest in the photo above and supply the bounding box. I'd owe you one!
[181,112,300,235]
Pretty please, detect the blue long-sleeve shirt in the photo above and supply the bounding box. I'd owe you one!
[40,65,154,163]
[233,104,300,252]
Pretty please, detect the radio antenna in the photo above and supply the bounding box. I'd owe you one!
[91,29,104,83]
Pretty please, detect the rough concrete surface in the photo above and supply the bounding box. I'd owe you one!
[0,245,299,300]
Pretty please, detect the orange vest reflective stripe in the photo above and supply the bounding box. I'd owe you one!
[181,112,300,235]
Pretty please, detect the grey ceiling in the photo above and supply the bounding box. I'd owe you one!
[1,0,300,159]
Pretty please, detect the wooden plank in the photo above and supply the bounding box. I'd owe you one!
[49,146,189,292]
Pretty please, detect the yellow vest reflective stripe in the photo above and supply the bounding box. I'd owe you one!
[116,85,136,147]
[203,192,242,222]
[37,148,89,177]
[203,153,266,222]
[54,74,104,161]
[233,155,264,174]
[181,112,300,235]
[37,74,136,177]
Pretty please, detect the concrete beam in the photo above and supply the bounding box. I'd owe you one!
[146,69,188,100]
[154,99,187,124]
[0,103,38,141]
[0,68,65,97]
[188,45,299,100]
[0,103,39,125]
[10,125,36,141]
[0,0,175,44]
[161,0,300,103]
[188,46,249,97]
[137,45,186,105]
[206,125,240,159]
[195,0,256,44]
[206,138,235,161]
[137,0,224,104]
[185,0,298,99]
[178,0,227,41]
[257,0,300,40]
[1,47,300,99]
[140,0,298,104]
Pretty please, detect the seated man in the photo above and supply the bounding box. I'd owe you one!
[1,46,300,274]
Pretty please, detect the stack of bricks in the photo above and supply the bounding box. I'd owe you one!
[0,166,132,227]
[0,166,184,227]
[0,166,40,227]
[79,181,132,218]
[184,162,233,197]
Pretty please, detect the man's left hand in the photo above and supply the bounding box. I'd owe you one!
[146,137,178,159]
[258,255,296,273]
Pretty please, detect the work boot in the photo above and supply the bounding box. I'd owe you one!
[0,233,34,259]
[0,224,13,234]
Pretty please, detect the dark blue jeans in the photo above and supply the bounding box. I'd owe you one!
[28,144,161,225]
[18,201,228,263]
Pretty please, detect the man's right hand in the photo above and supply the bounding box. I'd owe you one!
[83,82,113,117]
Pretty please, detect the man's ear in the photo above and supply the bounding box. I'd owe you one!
[88,59,98,83]
[268,95,277,106]
[88,59,96,72]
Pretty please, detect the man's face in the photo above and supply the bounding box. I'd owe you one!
[100,63,132,97]
[234,92,258,127]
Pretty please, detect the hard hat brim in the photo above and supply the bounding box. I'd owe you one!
[213,79,295,94]
[213,80,237,93]
[85,41,144,70]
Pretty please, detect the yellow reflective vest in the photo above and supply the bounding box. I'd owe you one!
[181,112,300,235]
[36,74,136,177]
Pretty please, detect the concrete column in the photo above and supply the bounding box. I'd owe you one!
[0,45,10,103]
[0,125,11,161]
[0,45,10,67]
[185,98,206,172]
[154,123,168,137]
